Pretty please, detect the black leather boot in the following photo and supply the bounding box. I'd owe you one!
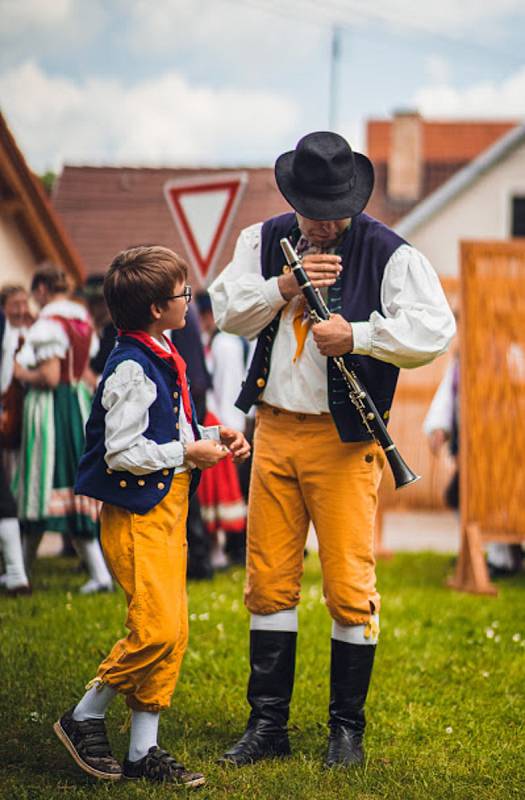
[219,629,296,766]
[325,639,376,768]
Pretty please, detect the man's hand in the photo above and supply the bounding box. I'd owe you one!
[278,254,342,301]
[184,440,229,470]
[312,314,353,356]
[219,426,251,463]
[427,428,449,456]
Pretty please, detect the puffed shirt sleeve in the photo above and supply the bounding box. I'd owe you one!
[102,360,185,475]
[209,223,287,340]
[351,244,456,368]
[16,318,69,368]
[422,360,455,435]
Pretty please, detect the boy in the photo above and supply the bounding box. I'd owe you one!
[54,246,250,787]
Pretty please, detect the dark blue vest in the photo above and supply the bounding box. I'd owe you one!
[75,336,201,514]
[236,212,407,442]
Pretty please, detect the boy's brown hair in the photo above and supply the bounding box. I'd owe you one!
[104,245,188,331]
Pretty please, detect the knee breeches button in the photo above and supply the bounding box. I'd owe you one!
[157,482,165,490]
[162,469,169,476]
[365,453,374,463]
[106,468,113,475]
[137,479,145,487]
[119,480,127,488]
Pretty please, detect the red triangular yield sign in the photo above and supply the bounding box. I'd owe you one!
[164,172,248,287]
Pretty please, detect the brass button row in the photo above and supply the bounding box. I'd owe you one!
[107,471,170,490]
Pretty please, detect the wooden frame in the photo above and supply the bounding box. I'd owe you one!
[449,240,525,594]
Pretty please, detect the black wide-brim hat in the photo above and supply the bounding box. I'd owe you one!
[275,131,374,221]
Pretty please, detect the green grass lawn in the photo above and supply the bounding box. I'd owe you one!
[1,551,524,800]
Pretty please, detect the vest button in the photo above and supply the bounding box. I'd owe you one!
[173,391,179,399]
[173,406,178,413]
[383,410,390,420]
[256,378,266,388]
[106,468,113,475]
[162,469,169,476]
[157,482,165,490]
[119,480,127,488]
[137,479,145,487]
[175,422,180,430]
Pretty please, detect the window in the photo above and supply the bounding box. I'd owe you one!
[511,196,525,237]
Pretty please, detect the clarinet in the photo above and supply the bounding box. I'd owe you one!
[280,237,420,490]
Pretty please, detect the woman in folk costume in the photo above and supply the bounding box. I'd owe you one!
[13,265,112,594]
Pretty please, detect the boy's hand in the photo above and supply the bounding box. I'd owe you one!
[219,426,251,463]
[184,440,229,470]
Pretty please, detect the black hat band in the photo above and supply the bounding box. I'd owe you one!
[292,172,356,197]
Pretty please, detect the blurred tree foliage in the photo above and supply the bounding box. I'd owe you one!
[40,171,56,195]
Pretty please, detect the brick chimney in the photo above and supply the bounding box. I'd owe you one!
[387,110,422,203]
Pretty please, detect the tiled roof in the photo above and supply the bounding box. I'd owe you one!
[52,166,290,281]
[367,119,517,162]
[366,118,518,225]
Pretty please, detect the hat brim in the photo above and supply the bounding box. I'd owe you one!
[274,150,374,220]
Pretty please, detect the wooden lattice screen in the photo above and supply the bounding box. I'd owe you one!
[449,240,525,593]
[375,277,459,555]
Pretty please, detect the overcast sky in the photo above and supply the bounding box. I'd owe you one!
[1,0,525,173]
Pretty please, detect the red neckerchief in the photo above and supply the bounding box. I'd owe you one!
[120,330,192,423]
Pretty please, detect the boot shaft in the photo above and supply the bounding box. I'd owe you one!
[329,639,376,733]
[247,629,297,730]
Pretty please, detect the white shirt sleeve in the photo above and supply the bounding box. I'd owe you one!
[422,361,456,435]
[351,244,456,368]
[102,360,185,475]
[210,333,248,429]
[209,223,287,340]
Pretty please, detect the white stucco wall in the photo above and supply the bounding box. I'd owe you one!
[0,213,36,288]
[402,138,525,277]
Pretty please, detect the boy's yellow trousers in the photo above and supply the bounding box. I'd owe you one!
[245,404,385,626]
[95,472,190,712]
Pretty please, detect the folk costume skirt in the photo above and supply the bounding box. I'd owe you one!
[245,404,385,627]
[14,383,99,538]
[95,472,191,712]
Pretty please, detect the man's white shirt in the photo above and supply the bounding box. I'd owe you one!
[209,222,456,415]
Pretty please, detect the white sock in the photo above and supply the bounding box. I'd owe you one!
[332,615,380,646]
[74,538,112,586]
[0,518,29,589]
[250,608,298,632]
[73,682,117,721]
[487,543,514,570]
[128,710,160,762]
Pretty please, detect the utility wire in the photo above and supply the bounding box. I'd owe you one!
[229,0,524,67]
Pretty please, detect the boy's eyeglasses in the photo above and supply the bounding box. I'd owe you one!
[164,286,192,303]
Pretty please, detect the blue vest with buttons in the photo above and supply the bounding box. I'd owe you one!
[75,335,201,514]
[236,212,407,443]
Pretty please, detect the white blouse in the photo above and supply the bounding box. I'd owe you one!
[16,299,98,369]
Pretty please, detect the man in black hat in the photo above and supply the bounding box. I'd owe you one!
[209,132,455,768]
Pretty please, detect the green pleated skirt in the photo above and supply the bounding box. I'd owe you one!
[14,382,99,539]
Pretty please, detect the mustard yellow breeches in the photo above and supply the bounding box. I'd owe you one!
[95,472,190,712]
[245,405,385,626]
